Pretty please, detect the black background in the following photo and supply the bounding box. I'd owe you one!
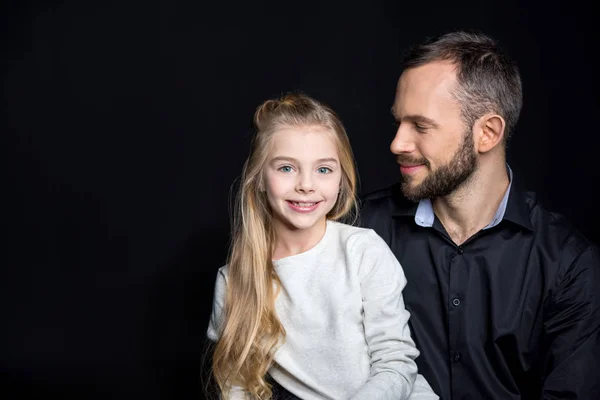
[3,1,598,399]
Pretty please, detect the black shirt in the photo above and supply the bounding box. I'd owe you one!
[359,182,600,399]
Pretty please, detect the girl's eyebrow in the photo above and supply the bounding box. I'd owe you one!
[270,156,338,164]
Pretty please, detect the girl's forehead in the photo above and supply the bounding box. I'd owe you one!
[268,127,339,161]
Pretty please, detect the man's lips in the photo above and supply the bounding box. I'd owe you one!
[399,164,425,174]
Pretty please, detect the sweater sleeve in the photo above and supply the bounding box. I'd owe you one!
[206,267,250,400]
[207,267,228,342]
[350,230,437,400]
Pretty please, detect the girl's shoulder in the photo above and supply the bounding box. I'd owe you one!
[328,220,391,253]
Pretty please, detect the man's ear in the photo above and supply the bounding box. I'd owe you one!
[474,113,505,153]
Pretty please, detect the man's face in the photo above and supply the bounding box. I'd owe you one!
[390,61,478,201]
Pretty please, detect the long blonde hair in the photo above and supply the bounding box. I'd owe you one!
[212,92,358,398]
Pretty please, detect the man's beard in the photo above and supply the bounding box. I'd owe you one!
[397,129,478,202]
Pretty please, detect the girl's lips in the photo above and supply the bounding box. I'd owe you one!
[286,200,320,213]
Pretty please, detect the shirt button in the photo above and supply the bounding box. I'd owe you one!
[457,246,464,254]
[452,298,461,307]
[453,352,462,362]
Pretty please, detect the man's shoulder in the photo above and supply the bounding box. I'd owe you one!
[361,182,400,203]
[359,183,414,215]
[520,190,592,255]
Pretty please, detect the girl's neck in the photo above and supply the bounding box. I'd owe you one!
[272,218,327,260]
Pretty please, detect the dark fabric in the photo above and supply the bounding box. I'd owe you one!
[359,182,600,400]
[269,376,303,400]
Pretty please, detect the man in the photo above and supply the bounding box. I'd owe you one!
[360,31,600,399]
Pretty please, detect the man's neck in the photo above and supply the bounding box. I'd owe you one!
[433,162,510,245]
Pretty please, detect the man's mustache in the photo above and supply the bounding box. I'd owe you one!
[395,155,430,167]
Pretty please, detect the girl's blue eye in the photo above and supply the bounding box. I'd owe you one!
[279,166,292,172]
[318,167,331,174]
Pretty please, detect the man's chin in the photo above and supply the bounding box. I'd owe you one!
[400,183,426,203]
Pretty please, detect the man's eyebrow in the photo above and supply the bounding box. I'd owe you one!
[404,114,439,127]
[390,108,439,128]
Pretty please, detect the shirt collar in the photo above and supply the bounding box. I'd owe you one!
[392,165,533,231]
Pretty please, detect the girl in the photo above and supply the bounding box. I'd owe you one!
[207,93,437,399]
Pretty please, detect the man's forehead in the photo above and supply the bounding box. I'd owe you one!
[395,64,459,110]
[399,61,457,92]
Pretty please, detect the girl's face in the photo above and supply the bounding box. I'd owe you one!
[263,125,342,237]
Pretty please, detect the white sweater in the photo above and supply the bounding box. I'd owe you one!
[207,220,438,399]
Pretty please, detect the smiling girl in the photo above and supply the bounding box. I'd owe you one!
[207,93,437,400]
